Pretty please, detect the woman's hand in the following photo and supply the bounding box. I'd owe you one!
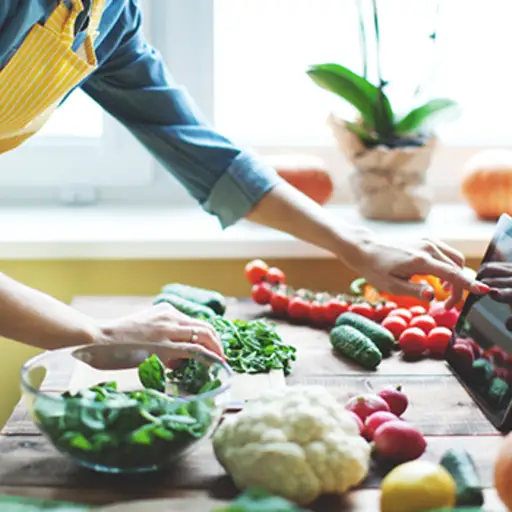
[339,233,490,309]
[477,262,512,303]
[96,302,224,359]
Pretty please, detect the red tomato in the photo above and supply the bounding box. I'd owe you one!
[389,308,413,323]
[251,282,272,305]
[382,315,408,340]
[409,305,427,317]
[309,301,327,324]
[288,297,311,320]
[409,315,437,335]
[427,326,453,357]
[244,259,268,284]
[349,302,375,320]
[267,266,286,285]
[270,292,290,315]
[324,299,349,324]
[373,301,396,323]
[399,327,427,358]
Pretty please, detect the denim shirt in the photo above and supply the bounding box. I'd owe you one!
[0,0,281,228]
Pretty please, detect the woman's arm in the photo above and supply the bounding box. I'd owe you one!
[246,181,489,306]
[0,273,223,356]
[0,273,100,350]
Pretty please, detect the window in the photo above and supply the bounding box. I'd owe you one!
[212,0,512,148]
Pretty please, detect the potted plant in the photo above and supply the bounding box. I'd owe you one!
[307,0,458,221]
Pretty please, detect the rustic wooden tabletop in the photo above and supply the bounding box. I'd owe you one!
[0,296,506,511]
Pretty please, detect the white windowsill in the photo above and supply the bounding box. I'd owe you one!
[0,204,497,260]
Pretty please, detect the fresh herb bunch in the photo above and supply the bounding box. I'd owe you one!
[209,317,297,375]
[34,355,220,471]
[307,0,457,148]
[213,488,309,512]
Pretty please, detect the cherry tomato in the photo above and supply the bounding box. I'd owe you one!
[382,315,408,340]
[389,308,413,323]
[251,282,272,305]
[288,297,311,320]
[427,326,453,357]
[267,266,286,285]
[409,305,427,317]
[349,302,375,320]
[309,301,327,324]
[244,259,268,284]
[373,301,398,323]
[409,314,437,335]
[324,299,349,324]
[399,327,427,358]
[270,292,290,315]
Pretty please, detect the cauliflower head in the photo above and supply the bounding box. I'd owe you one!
[212,385,371,505]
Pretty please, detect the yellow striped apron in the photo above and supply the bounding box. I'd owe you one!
[0,0,105,154]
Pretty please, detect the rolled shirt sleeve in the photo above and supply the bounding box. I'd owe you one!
[81,0,281,228]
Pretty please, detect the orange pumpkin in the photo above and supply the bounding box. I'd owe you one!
[265,154,334,205]
[495,432,512,510]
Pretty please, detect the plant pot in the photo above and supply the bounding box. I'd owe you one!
[328,113,437,222]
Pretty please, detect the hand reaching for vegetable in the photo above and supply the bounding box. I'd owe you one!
[339,234,490,309]
[98,302,224,359]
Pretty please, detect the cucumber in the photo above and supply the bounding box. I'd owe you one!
[472,358,495,387]
[439,448,484,507]
[335,312,395,355]
[161,283,226,316]
[329,325,382,370]
[154,293,217,320]
[488,377,510,407]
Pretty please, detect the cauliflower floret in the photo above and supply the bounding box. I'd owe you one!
[213,385,371,505]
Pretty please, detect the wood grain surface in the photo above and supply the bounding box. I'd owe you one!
[0,296,506,511]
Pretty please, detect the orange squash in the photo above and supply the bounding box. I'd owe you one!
[495,432,512,510]
[265,154,334,205]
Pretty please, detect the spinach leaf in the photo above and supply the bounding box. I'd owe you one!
[137,353,166,392]
[213,488,309,512]
[33,354,217,471]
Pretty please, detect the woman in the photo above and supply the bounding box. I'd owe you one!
[0,0,489,358]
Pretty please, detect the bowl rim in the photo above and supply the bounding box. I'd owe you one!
[20,342,233,408]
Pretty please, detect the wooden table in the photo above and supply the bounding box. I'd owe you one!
[0,296,507,511]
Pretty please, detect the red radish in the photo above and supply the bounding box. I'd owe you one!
[409,314,437,335]
[345,394,391,422]
[382,315,408,340]
[377,385,409,417]
[399,327,427,358]
[346,410,364,434]
[428,301,459,330]
[363,411,397,441]
[467,339,482,359]
[373,420,427,463]
[389,308,413,323]
[449,343,474,370]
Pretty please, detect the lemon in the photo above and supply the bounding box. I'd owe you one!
[380,460,457,512]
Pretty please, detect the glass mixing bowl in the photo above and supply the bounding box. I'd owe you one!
[20,342,232,474]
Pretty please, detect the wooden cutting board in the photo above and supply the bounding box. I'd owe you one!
[68,360,286,410]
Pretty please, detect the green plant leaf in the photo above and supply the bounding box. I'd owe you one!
[345,121,376,144]
[372,89,395,140]
[306,63,379,128]
[394,98,458,135]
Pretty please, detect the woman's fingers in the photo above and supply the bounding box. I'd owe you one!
[161,324,224,358]
[478,262,512,279]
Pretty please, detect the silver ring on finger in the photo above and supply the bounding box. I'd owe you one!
[190,327,199,343]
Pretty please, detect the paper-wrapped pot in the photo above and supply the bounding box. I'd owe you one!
[328,114,437,222]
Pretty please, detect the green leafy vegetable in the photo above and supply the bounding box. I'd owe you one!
[213,488,309,512]
[210,317,296,375]
[33,355,221,471]
[138,353,166,392]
